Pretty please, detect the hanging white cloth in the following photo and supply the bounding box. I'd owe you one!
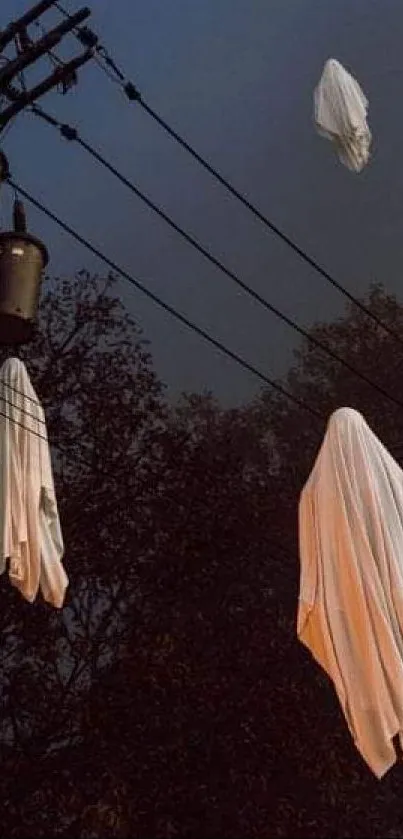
[314,58,371,172]
[0,357,68,608]
[298,408,403,778]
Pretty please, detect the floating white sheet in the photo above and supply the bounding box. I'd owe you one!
[299,408,403,777]
[0,357,68,608]
[314,59,371,172]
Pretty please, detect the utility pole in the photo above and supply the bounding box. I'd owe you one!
[0,0,94,130]
[0,1,95,344]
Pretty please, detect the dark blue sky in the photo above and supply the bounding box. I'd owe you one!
[2,0,403,404]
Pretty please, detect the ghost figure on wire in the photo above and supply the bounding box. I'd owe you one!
[0,357,68,608]
[314,58,371,172]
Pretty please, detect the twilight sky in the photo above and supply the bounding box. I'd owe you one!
[1,0,403,405]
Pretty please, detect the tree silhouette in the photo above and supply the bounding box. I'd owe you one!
[4,281,403,837]
[75,284,403,839]
[0,269,169,836]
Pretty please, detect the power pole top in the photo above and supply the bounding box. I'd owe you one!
[0,1,95,344]
[0,1,94,129]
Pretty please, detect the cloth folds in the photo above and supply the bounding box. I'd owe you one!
[298,408,403,777]
[314,58,371,172]
[0,357,68,608]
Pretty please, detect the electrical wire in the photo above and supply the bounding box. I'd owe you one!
[8,176,325,423]
[0,391,45,425]
[52,1,403,353]
[30,105,403,413]
[34,18,64,69]
[0,113,18,141]
[0,377,43,409]
[92,51,121,87]
[0,392,96,465]
[0,402,48,442]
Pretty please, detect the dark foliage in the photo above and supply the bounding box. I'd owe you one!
[2,279,403,838]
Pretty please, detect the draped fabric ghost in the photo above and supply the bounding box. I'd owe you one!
[298,408,403,778]
[0,357,68,608]
[314,59,371,172]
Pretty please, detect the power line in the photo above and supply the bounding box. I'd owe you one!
[139,99,403,338]
[0,388,102,463]
[0,391,95,462]
[30,105,403,413]
[52,1,403,353]
[0,377,44,409]
[0,390,46,425]
[0,113,17,141]
[0,4,94,130]
[8,176,325,423]
[0,401,48,442]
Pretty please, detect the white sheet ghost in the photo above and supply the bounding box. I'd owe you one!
[314,58,371,172]
[0,357,68,608]
[298,408,403,778]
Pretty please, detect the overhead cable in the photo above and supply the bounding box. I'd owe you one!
[31,105,403,413]
[53,1,403,352]
[9,176,325,422]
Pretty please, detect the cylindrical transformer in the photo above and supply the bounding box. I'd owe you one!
[0,230,49,345]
